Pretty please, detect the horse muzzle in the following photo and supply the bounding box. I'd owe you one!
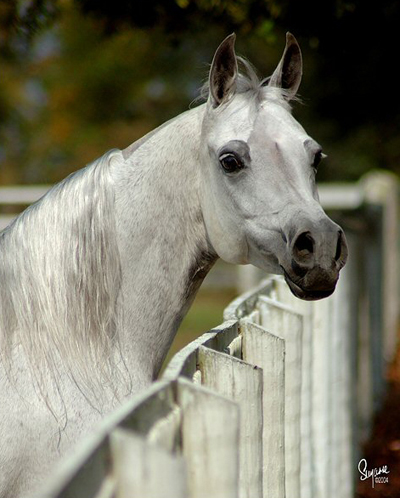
[281,220,348,301]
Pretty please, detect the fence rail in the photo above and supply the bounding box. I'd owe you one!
[0,185,50,231]
[2,172,398,498]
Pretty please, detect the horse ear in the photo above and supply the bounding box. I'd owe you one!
[209,33,238,108]
[269,32,302,101]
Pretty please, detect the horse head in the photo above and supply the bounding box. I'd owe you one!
[200,33,348,300]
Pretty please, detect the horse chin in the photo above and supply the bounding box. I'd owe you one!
[283,273,336,301]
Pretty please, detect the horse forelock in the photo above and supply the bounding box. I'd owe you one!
[0,149,128,408]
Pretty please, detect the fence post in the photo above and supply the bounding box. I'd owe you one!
[362,172,399,364]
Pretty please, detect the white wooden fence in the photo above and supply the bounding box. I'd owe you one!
[0,185,50,231]
[1,172,398,498]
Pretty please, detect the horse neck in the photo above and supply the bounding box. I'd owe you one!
[111,105,216,383]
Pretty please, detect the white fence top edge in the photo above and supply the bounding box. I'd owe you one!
[1,171,397,221]
[1,183,362,208]
[317,184,364,210]
[163,320,239,381]
[0,185,51,204]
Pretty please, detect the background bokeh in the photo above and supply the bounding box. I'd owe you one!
[1,0,400,186]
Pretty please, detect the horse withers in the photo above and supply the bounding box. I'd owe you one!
[0,33,347,497]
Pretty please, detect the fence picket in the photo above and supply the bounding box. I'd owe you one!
[241,319,286,498]
[328,261,355,498]
[198,346,263,498]
[270,278,315,498]
[110,428,187,498]
[177,379,240,498]
[257,297,303,498]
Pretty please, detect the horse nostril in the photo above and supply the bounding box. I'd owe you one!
[335,234,341,261]
[293,231,314,257]
[335,231,345,262]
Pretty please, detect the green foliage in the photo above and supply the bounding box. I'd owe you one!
[0,5,213,183]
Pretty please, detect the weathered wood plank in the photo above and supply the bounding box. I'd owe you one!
[177,378,240,498]
[271,279,314,498]
[163,320,239,381]
[147,405,182,453]
[241,320,285,498]
[328,259,356,498]
[110,428,187,498]
[310,296,332,498]
[257,297,303,498]
[198,346,263,498]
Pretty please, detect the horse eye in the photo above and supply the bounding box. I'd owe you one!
[313,150,325,170]
[219,153,243,173]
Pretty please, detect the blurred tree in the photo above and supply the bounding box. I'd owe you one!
[0,3,223,183]
[0,0,399,184]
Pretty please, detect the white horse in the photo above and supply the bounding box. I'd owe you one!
[0,33,347,497]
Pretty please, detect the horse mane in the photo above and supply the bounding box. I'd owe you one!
[0,149,126,406]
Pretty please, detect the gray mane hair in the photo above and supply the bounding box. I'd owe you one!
[200,56,297,109]
[0,150,127,407]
